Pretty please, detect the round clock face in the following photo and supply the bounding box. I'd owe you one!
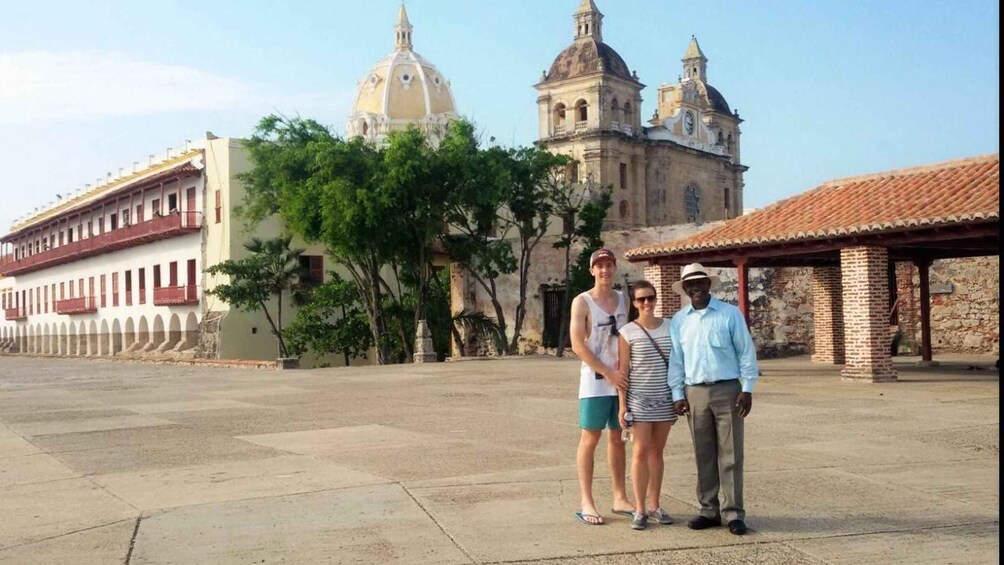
[684,112,695,135]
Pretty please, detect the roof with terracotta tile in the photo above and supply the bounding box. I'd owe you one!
[627,154,999,261]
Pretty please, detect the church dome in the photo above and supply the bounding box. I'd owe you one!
[544,39,635,83]
[347,5,457,141]
[701,83,731,114]
[539,1,639,85]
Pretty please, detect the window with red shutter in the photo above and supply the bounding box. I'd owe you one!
[124,271,132,306]
[138,268,146,304]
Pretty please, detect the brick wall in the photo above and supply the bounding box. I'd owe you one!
[840,246,896,382]
[811,266,845,364]
[643,263,681,318]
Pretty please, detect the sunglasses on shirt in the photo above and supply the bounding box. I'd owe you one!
[598,315,619,336]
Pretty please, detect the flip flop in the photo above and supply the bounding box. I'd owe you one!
[575,512,604,525]
[611,508,634,517]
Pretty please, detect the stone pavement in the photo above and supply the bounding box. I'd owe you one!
[0,354,998,564]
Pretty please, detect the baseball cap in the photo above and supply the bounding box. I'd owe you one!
[589,248,617,267]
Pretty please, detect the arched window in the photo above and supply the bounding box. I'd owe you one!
[684,185,701,222]
[623,102,633,126]
[361,121,369,136]
[575,99,588,123]
[727,134,734,154]
[554,103,566,124]
[610,98,620,125]
[619,200,628,219]
[717,131,724,146]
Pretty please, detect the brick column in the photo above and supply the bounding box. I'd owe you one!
[644,262,681,318]
[840,246,897,382]
[811,266,845,364]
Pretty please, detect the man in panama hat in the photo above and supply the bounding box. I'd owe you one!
[668,263,759,535]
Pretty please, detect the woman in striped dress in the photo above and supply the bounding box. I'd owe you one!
[617,280,677,530]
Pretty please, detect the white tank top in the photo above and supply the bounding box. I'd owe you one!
[578,290,627,399]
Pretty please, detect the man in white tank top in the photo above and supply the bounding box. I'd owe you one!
[569,248,632,525]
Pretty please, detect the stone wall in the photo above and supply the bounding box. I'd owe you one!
[895,256,999,355]
[459,223,998,359]
[464,222,815,357]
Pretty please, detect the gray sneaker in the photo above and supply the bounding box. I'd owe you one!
[631,511,648,530]
[649,508,674,525]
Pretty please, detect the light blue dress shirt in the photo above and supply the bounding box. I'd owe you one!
[667,297,759,401]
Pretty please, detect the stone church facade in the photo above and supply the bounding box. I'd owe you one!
[534,0,747,229]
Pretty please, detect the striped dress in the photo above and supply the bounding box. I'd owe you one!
[622,319,677,422]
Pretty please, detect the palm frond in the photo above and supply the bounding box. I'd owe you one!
[451,309,505,353]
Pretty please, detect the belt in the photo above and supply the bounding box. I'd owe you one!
[687,378,738,386]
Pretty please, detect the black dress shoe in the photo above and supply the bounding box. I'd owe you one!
[728,519,748,535]
[687,515,722,530]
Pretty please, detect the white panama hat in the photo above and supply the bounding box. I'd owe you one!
[671,263,721,296]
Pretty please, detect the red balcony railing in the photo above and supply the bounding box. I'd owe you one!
[153,285,199,306]
[55,296,97,315]
[0,211,202,277]
[4,307,27,321]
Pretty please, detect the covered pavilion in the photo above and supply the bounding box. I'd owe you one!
[626,154,999,382]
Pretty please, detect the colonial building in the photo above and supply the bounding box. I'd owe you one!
[0,5,454,363]
[535,0,747,228]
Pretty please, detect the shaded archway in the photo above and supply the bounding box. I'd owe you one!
[177,312,200,352]
[87,320,99,356]
[111,319,123,356]
[159,313,182,352]
[553,102,567,131]
[574,99,588,123]
[99,320,110,356]
[147,315,165,352]
[58,322,67,355]
[48,323,58,354]
[134,317,149,353]
[124,318,136,352]
[67,322,79,356]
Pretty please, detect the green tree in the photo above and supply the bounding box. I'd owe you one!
[438,122,514,353]
[498,145,572,353]
[240,115,448,364]
[205,235,307,359]
[550,175,613,357]
[283,274,372,366]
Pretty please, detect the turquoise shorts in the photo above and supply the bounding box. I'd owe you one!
[579,396,621,430]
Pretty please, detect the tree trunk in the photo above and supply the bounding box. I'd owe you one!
[509,238,533,354]
[450,323,465,357]
[277,291,284,358]
[556,241,572,357]
[367,257,391,364]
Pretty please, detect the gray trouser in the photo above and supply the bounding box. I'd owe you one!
[685,379,744,522]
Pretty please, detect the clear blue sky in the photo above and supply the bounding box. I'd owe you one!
[0,0,998,235]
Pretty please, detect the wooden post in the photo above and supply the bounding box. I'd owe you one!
[915,257,933,362]
[734,257,750,325]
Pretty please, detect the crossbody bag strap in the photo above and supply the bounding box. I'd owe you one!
[634,322,668,368]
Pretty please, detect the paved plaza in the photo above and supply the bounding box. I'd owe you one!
[0,354,998,564]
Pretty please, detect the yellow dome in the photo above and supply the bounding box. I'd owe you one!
[347,5,457,141]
